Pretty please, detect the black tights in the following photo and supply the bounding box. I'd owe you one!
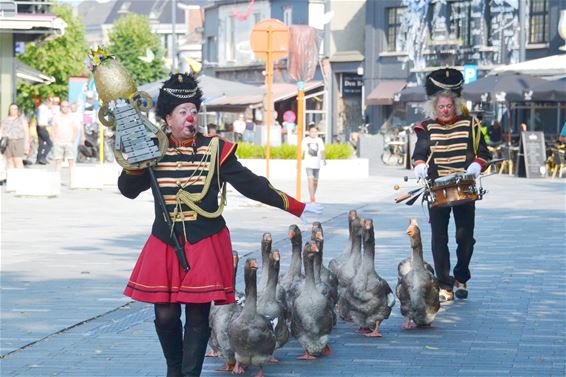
[154,303,211,377]
[154,302,211,329]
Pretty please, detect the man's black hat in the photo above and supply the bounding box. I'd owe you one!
[156,73,203,119]
[425,68,464,97]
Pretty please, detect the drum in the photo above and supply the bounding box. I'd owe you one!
[429,173,479,208]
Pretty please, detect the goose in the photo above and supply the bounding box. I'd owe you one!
[278,224,304,316]
[336,217,362,321]
[311,222,338,307]
[345,219,395,337]
[257,250,289,362]
[207,250,241,370]
[229,258,276,377]
[258,232,272,293]
[291,241,334,360]
[328,210,358,274]
[396,219,440,329]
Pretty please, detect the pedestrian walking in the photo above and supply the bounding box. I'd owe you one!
[51,100,79,184]
[301,122,326,203]
[1,103,30,169]
[412,68,491,302]
[36,98,53,165]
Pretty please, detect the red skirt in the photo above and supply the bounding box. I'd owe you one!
[124,227,235,305]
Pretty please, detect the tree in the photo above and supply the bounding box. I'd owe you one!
[17,4,89,114]
[108,13,167,86]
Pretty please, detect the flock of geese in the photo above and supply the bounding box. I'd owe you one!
[207,210,441,377]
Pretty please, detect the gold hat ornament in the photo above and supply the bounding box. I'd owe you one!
[86,47,167,169]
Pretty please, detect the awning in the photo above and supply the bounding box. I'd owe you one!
[204,81,324,112]
[270,81,324,102]
[490,54,566,79]
[366,80,407,105]
[15,59,55,85]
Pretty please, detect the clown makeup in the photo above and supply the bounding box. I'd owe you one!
[166,102,199,141]
[435,96,456,122]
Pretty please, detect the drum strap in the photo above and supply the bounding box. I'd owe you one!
[471,117,482,157]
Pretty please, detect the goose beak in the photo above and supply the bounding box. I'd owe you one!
[272,251,280,261]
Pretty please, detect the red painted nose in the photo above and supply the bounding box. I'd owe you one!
[185,114,195,123]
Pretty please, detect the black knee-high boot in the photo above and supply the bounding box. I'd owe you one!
[154,319,183,377]
[181,304,211,377]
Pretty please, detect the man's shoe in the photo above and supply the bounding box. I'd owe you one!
[439,289,454,302]
[36,160,47,165]
[454,281,468,299]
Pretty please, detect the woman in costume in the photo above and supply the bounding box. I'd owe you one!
[118,73,316,377]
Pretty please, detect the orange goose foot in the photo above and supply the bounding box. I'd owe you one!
[216,362,235,372]
[365,322,383,337]
[270,356,280,363]
[232,362,245,375]
[205,348,219,357]
[297,350,317,360]
[321,345,332,356]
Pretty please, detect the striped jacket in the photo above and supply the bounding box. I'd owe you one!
[412,115,491,180]
[118,133,305,245]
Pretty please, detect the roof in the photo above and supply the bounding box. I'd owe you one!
[138,74,264,102]
[78,0,209,26]
[0,13,67,35]
[15,59,55,85]
[329,51,364,63]
[366,80,407,106]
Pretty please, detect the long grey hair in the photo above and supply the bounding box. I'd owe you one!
[422,90,465,119]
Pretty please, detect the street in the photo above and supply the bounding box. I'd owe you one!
[1,165,565,376]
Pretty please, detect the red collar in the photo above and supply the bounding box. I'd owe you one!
[170,134,197,147]
[435,115,459,125]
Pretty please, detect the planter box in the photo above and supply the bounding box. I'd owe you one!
[239,158,369,179]
[7,168,60,197]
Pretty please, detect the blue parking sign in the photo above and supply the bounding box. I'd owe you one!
[463,64,477,84]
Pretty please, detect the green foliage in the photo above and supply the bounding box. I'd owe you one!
[235,142,265,159]
[108,13,167,86]
[234,142,353,160]
[16,4,89,114]
[270,143,298,159]
[325,143,354,159]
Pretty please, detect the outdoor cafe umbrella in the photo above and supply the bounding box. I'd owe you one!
[527,78,566,102]
[462,72,549,103]
[393,85,427,103]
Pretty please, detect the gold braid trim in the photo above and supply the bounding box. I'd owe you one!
[169,137,227,240]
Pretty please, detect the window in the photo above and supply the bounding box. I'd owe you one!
[449,0,471,46]
[283,6,292,26]
[386,7,406,51]
[529,0,549,44]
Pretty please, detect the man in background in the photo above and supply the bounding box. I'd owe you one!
[36,98,53,165]
[51,101,79,185]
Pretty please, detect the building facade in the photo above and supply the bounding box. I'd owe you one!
[365,0,566,136]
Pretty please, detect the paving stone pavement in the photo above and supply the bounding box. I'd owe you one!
[1,164,565,377]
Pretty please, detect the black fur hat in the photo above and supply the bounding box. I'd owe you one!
[156,73,203,119]
[425,68,464,97]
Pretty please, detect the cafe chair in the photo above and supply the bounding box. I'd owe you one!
[498,145,514,176]
[550,148,565,179]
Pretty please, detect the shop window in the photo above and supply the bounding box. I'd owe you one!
[529,0,549,44]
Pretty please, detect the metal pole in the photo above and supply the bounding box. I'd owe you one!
[296,81,304,200]
[172,0,177,71]
[266,26,272,179]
